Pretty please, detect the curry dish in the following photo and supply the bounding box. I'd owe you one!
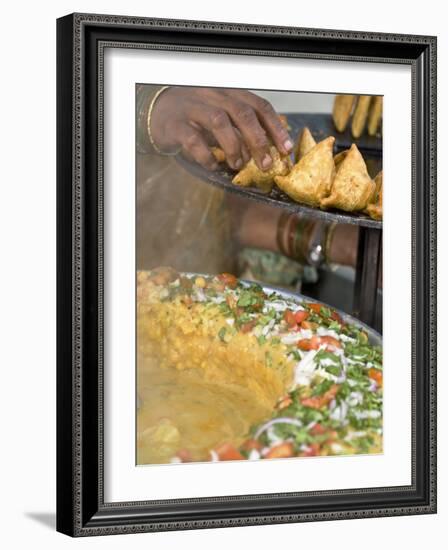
[137,267,383,465]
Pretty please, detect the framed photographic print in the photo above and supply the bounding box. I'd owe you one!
[56,13,437,536]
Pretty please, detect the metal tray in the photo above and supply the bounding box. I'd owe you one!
[176,113,382,229]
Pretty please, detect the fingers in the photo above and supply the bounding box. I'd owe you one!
[194,88,273,170]
[227,90,294,156]
[185,102,245,170]
[175,122,218,171]
[220,98,273,170]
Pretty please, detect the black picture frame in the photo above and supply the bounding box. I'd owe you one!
[56,13,437,537]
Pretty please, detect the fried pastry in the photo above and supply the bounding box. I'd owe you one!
[367,96,383,137]
[332,95,356,132]
[351,96,373,139]
[232,146,292,193]
[294,127,316,162]
[366,171,383,220]
[274,136,335,207]
[334,149,349,170]
[320,144,376,211]
[211,146,226,164]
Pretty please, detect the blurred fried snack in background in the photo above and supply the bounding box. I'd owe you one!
[332,94,383,138]
[351,96,373,138]
[367,96,383,137]
[332,94,356,132]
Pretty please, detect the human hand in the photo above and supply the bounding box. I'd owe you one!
[149,87,294,171]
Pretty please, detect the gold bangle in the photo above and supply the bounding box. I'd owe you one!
[324,222,337,264]
[146,86,181,156]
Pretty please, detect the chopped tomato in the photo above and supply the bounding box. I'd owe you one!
[301,442,321,457]
[320,335,342,351]
[265,442,295,459]
[215,442,245,461]
[241,439,263,452]
[310,335,323,348]
[301,320,319,330]
[176,449,192,462]
[294,310,309,324]
[307,303,322,314]
[284,309,297,328]
[301,384,339,409]
[276,395,293,410]
[331,310,344,324]
[298,338,313,351]
[368,367,383,386]
[217,273,238,289]
[240,320,256,333]
[310,423,326,436]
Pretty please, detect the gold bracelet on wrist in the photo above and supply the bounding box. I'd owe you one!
[146,86,181,156]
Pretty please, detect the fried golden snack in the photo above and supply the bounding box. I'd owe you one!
[332,95,356,132]
[320,144,376,211]
[334,149,349,170]
[351,96,373,138]
[274,136,335,207]
[366,171,383,220]
[211,146,226,163]
[232,146,292,193]
[367,96,383,137]
[294,127,316,162]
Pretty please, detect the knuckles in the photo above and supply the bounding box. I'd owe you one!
[209,109,230,130]
[234,104,257,126]
[184,131,203,149]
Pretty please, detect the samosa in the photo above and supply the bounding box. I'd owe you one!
[274,136,335,207]
[366,171,383,220]
[294,127,316,162]
[211,146,226,164]
[232,146,292,193]
[321,144,375,211]
[334,149,349,170]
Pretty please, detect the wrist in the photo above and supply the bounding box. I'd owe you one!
[147,86,181,155]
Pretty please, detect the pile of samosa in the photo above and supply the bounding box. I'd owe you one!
[212,126,382,220]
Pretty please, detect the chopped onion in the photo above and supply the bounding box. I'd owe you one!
[248,449,261,460]
[254,417,303,440]
[209,449,220,462]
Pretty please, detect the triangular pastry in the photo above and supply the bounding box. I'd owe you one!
[232,146,292,193]
[366,171,383,220]
[294,127,316,162]
[320,144,376,211]
[274,136,335,207]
